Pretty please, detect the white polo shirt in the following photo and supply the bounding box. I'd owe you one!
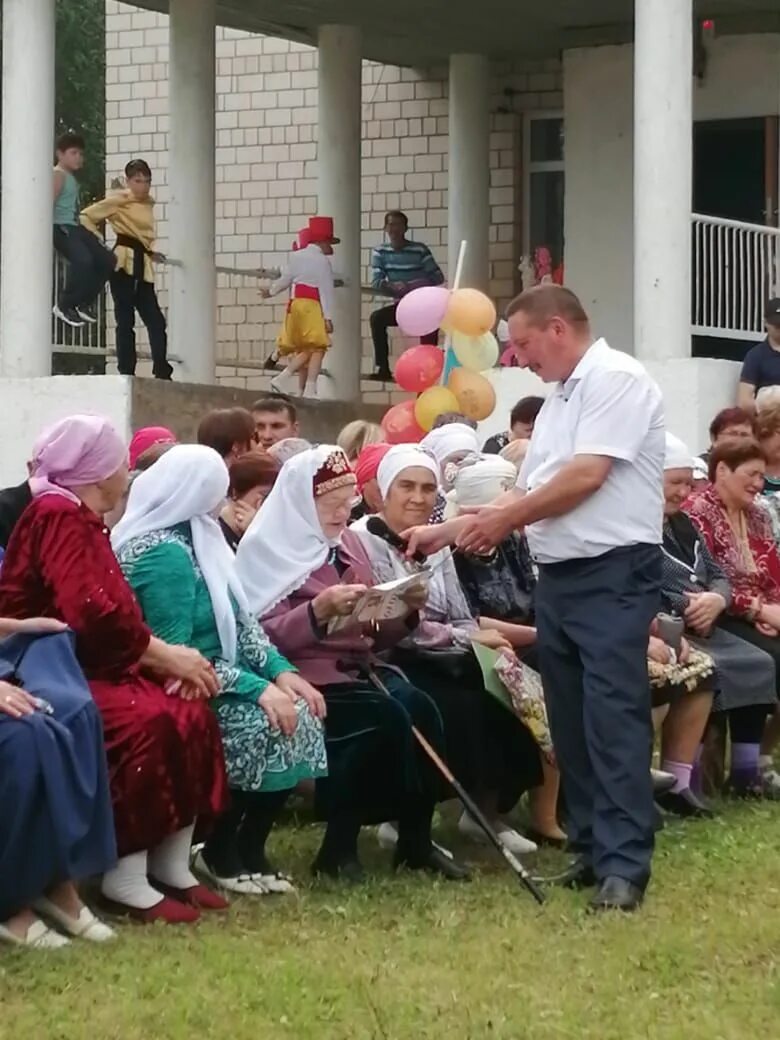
[517,338,664,564]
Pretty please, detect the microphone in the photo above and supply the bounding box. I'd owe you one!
[365,516,428,567]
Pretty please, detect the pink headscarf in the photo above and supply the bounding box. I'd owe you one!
[129,425,177,470]
[29,414,128,504]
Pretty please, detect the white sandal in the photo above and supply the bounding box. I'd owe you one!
[0,917,70,949]
[250,872,296,895]
[33,898,115,943]
[193,851,268,895]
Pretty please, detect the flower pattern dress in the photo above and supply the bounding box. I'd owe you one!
[117,524,328,792]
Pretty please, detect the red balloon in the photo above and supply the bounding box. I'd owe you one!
[394,344,444,393]
[381,399,425,444]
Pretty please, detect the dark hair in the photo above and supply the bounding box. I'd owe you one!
[505,285,589,328]
[125,158,152,180]
[55,132,85,154]
[197,407,255,459]
[709,407,754,442]
[510,396,545,428]
[250,396,297,423]
[135,441,173,472]
[431,411,477,430]
[228,451,280,499]
[708,438,765,484]
[384,209,408,228]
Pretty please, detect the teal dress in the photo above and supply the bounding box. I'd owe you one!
[116,524,328,793]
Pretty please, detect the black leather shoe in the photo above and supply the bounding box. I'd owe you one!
[588,876,644,913]
[311,855,366,884]
[394,846,471,881]
[368,370,393,382]
[651,769,677,795]
[656,787,715,819]
[552,856,596,890]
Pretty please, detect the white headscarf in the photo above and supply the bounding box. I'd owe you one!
[377,444,439,500]
[236,445,356,617]
[664,433,694,471]
[420,423,480,471]
[447,455,518,514]
[111,444,250,663]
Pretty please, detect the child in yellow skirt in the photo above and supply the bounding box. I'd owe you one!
[261,216,339,399]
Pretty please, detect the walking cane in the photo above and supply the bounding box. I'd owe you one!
[368,667,545,906]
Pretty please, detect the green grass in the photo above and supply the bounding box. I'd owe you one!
[1,802,778,1040]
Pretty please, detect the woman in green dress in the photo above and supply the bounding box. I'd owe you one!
[112,444,328,896]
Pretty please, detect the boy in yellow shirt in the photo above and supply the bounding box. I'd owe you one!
[81,159,172,379]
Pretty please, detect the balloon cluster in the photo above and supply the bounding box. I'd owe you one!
[381,285,498,443]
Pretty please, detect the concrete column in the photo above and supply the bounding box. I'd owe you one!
[0,0,56,377]
[168,0,216,383]
[317,25,362,402]
[448,54,490,291]
[634,0,693,360]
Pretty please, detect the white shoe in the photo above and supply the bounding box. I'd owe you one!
[760,767,780,798]
[302,381,319,399]
[458,811,537,855]
[193,851,268,895]
[33,898,116,943]
[376,821,454,860]
[75,307,97,324]
[0,917,70,949]
[250,872,296,894]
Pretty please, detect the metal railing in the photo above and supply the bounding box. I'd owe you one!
[51,252,107,354]
[692,212,780,340]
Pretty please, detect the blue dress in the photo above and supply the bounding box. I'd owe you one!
[0,631,117,921]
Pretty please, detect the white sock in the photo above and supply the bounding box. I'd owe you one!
[101,851,162,910]
[148,823,199,890]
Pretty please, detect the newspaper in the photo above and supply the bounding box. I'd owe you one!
[327,572,429,634]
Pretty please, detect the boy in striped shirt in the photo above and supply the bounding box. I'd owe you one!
[369,210,444,381]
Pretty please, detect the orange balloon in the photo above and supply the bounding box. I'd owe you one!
[414,386,460,432]
[444,288,497,337]
[447,368,496,422]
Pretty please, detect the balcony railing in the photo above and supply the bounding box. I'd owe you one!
[692,212,780,341]
[52,252,107,354]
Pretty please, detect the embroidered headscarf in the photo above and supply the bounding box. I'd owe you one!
[112,444,250,663]
[29,414,128,504]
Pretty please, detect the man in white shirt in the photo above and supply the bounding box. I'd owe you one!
[407,285,664,912]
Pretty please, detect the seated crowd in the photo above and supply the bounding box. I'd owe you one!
[0,389,778,949]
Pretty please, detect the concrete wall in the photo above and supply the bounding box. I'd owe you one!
[104,1,564,404]
[563,33,780,356]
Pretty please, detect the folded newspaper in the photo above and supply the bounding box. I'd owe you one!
[327,572,428,634]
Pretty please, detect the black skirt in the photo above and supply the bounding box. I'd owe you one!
[391,648,543,815]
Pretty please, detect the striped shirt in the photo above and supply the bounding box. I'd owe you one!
[370,240,444,293]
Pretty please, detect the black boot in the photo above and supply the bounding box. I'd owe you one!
[312,813,365,883]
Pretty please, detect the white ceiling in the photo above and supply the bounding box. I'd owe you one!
[130,1,780,64]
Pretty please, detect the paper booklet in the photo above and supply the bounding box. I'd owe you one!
[327,572,429,634]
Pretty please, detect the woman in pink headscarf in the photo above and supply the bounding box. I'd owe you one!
[128,425,177,471]
[0,415,229,925]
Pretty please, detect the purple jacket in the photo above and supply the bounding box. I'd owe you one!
[261,530,414,687]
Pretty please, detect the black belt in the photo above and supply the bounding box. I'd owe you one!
[115,233,151,283]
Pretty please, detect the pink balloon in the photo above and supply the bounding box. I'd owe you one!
[396,286,450,338]
[395,344,444,393]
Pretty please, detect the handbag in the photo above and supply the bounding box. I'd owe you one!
[493,652,555,765]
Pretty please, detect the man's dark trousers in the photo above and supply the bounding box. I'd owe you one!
[535,543,661,889]
[53,225,116,311]
[369,303,439,371]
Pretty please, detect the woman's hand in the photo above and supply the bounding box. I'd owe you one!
[756,620,780,637]
[312,584,367,624]
[757,602,780,632]
[232,500,257,534]
[678,636,691,665]
[0,682,37,718]
[647,635,672,665]
[163,645,220,699]
[258,682,298,735]
[684,591,725,635]
[401,579,428,613]
[0,617,68,637]
[274,671,327,720]
[472,628,513,652]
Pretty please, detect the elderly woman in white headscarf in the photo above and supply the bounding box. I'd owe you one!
[351,445,544,856]
[420,422,481,523]
[112,444,329,896]
[237,445,469,883]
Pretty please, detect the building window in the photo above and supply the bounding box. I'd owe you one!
[524,114,564,283]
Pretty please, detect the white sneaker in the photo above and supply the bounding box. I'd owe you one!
[33,898,116,943]
[458,811,537,855]
[193,851,268,895]
[303,380,319,399]
[75,307,97,324]
[376,821,454,860]
[0,917,70,949]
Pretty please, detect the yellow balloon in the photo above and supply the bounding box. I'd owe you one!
[414,386,460,432]
[444,288,497,337]
[448,368,496,422]
[451,330,499,371]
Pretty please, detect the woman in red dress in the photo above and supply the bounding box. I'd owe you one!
[0,415,229,923]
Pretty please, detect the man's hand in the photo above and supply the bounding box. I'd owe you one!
[684,591,726,635]
[455,505,518,555]
[402,519,462,558]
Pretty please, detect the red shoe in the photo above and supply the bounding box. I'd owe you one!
[100,895,201,925]
[150,877,230,912]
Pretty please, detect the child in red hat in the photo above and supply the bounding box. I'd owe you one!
[261,216,339,399]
